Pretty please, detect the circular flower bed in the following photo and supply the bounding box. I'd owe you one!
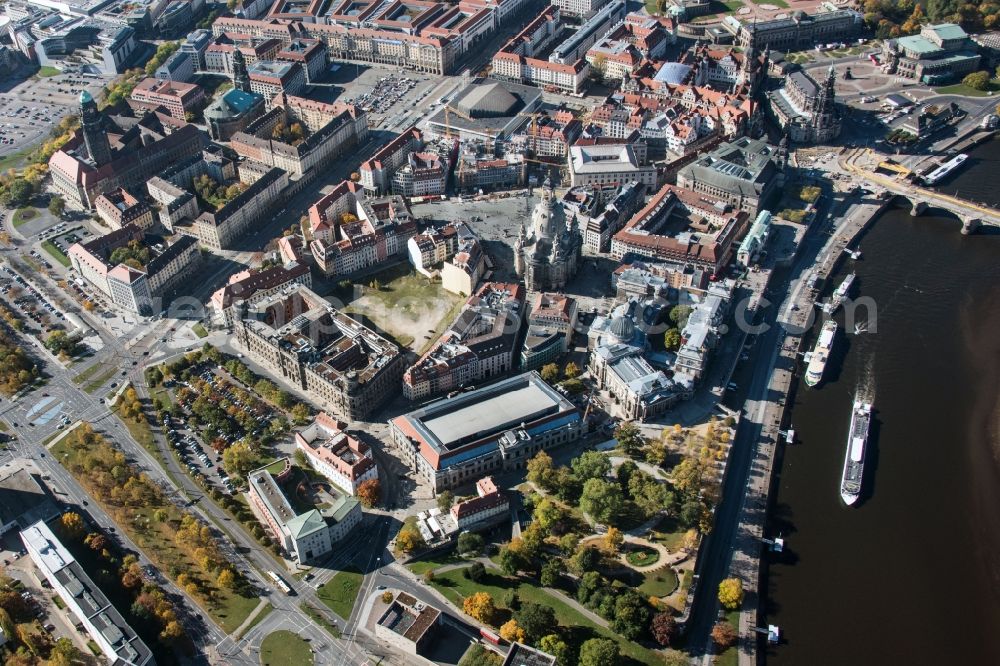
[626,545,660,567]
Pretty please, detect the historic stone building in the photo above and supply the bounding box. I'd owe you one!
[767,67,841,144]
[515,179,582,292]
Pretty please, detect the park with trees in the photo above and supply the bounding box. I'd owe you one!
[52,424,260,633]
[406,416,735,664]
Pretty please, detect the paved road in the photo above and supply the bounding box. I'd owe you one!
[685,183,872,659]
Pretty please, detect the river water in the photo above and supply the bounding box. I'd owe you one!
[765,142,1000,664]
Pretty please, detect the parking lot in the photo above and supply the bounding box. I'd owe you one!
[165,364,289,495]
[325,65,442,129]
[0,264,71,338]
[0,70,107,159]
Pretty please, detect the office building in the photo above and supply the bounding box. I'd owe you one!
[295,413,378,495]
[129,77,206,120]
[93,188,154,231]
[675,137,781,217]
[520,292,577,370]
[210,261,312,327]
[389,371,582,491]
[247,458,362,562]
[234,284,405,420]
[21,521,153,666]
[611,183,749,274]
[68,225,201,315]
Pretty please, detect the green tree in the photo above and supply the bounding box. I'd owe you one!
[963,70,991,90]
[539,634,571,666]
[48,195,65,217]
[464,561,486,582]
[569,546,601,574]
[532,498,566,532]
[664,327,681,351]
[580,478,624,523]
[526,451,556,490]
[576,570,602,604]
[612,589,651,640]
[5,179,33,207]
[539,363,560,383]
[540,557,561,586]
[514,602,557,644]
[458,531,484,556]
[563,361,581,379]
[614,421,645,456]
[290,402,311,424]
[571,451,611,482]
[560,377,585,394]
[497,544,528,575]
[436,490,454,512]
[222,440,258,478]
[669,305,692,329]
[579,638,619,666]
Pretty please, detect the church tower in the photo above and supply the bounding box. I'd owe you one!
[79,90,111,167]
[233,47,251,93]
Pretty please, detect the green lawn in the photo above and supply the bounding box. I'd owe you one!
[626,545,660,568]
[317,568,363,620]
[50,430,259,633]
[406,551,465,576]
[934,79,1000,97]
[81,366,118,394]
[192,323,208,338]
[637,568,678,598]
[342,263,463,352]
[722,0,744,9]
[259,630,313,666]
[751,0,787,6]
[651,516,689,552]
[716,610,741,665]
[12,208,37,227]
[429,566,663,666]
[36,66,60,77]
[0,146,34,172]
[41,241,71,267]
[235,602,272,639]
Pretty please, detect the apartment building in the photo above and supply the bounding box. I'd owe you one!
[360,127,424,194]
[307,180,417,277]
[402,282,524,401]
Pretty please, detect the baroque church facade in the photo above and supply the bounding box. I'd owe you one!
[515,179,582,292]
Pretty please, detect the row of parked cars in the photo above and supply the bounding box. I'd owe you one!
[162,412,236,495]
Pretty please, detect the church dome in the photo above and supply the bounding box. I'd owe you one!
[610,316,635,343]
